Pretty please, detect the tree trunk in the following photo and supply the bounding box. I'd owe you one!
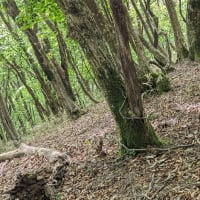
[85,0,118,55]
[0,93,19,141]
[187,0,200,61]
[0,10,61,115]
[56,0,161,152]
[24,28,80,116]
[7,60,49,120]
[8,96,27,135]
[165,0,188,61]
[4,0,80,117]
[45,20,76,101]
[68,51,99,104]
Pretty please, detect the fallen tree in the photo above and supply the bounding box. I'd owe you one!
[0,143,70,163]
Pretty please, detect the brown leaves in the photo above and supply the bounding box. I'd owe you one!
[0,61,200,199]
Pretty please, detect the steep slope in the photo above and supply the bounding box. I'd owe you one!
[0,61,199,199]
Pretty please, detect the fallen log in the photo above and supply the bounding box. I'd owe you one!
[0,143,70,163]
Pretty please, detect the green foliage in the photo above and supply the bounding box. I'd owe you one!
[17,0,64,30]
[0,0,101,141]
[0,0,190,145]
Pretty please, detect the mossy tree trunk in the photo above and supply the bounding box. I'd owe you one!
[187,0,200,61]
[56,0,161,152]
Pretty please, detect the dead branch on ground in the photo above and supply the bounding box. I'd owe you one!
[0,143,70,163]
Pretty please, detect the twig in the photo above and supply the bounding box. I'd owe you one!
[195,135,200,145]
[150,158,168,168]
[152,166,178,199]
[117,138,199,154]
[147,173,155,193]
[140,173,156,200]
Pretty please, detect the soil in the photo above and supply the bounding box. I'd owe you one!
[0,61,199,199]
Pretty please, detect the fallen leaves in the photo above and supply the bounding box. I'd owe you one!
[0,61,199,199]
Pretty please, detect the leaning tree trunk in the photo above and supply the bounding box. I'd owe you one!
[6,59,49,120]
[187,0,200,61]
[4,0,80,117]
[45,20,76,101]
[0,93,19,141]
[130,0,169,67]
[165,0,188,61]
[0,10,61,115]
[56,0,161,152]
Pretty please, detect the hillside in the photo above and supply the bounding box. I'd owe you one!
[0,61,199,199]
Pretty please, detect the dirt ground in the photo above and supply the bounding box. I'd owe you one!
[0,61,199,199]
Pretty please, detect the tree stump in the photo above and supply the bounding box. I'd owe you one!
[6,161,68,200]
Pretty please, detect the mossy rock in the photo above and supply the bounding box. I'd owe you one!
[139,65,171,94]
[155,74,171,94]
[149,65,171,94]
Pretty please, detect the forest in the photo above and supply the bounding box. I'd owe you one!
[0,0,199,199]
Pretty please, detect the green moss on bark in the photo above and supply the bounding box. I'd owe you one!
[60,0,162,154]
[99,66,161,154]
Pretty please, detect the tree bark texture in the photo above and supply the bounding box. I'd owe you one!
[4,0,80,117]
[187,0,200,61]
[56,0,161,151]
[165,0,188,61]
[0,93,19,141]
[0,10,61,115]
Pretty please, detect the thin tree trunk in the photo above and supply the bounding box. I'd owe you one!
[165,0,188,61]
[0,10,61,115]
[0,93,19,141]
[4,0,80,117]
[187,0,200,61]
[8,96,27,135]
[67,51,99,104]
[130,0,169,66]
[5,59,48,120]
[44,20,77,101]
[24,28,79,116]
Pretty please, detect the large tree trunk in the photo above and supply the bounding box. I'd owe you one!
[56,0,161,152]
[187,0,200,61]
[165,0,188,61]
[85,0,118,55]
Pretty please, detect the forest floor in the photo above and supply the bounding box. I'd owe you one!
[0,61,200,200]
